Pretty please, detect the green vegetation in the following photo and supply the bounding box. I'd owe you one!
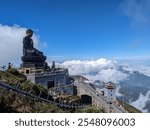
[0,88,66,113]
[118,100,141,113]
[6,68,26,80]
[0,68,48,98]
[124,102,141,113]
[55,94,80,104]
[0,88,104,113]
[75,106,106,113]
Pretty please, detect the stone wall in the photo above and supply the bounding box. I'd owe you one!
[26,70,68,88]
[26,69,75,95]
[75,81,126,113]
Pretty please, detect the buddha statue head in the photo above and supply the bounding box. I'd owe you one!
[26,29,33,37]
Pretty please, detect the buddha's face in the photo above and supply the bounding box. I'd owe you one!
[27,32,33,37]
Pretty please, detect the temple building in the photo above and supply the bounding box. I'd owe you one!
[19,29,74,95]
[104,82,116,103]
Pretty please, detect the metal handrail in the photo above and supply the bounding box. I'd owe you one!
[0,81,86,109]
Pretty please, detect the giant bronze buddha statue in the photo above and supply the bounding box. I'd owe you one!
[21,29,48,69]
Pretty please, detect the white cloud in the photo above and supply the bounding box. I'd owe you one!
[0,24,42,67]
[130,91,150,112]
[115,85,123,97]
[118,59,150,77]
[61,58,128,83]
[134,66,150,77]
[60,58,128,101]
[120,0,150,25]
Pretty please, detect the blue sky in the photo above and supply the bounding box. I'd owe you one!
[0,0,150,60]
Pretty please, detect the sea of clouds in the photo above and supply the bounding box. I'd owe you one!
[60,59,150,112]
[61,58,129,83]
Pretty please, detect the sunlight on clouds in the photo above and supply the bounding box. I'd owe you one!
[61,58,128,83]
